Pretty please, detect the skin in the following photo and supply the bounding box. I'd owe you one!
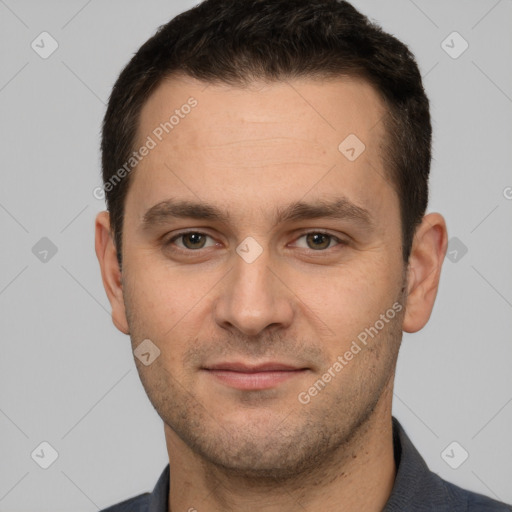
[95,74,447,512]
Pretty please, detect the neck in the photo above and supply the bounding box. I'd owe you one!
[165,386,396,512]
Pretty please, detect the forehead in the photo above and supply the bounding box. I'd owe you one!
[127,74,395,226]
[138,74,387,148]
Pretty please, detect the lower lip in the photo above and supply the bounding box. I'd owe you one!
[204,369,307,390]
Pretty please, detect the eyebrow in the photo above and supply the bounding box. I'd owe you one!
[140,197,373,231]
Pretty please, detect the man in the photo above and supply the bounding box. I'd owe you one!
[95,0,510,510]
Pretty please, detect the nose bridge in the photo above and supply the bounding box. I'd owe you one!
[233,248,272,303]
[214,241,293,336]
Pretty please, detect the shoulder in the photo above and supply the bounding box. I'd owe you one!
[388,418,511,511]
[99,464,169,511]
[99,492,151,512]
[441,477,511,512]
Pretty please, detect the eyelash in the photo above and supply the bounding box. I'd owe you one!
[164,230,347,254]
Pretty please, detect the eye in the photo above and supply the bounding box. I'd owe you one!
[293,231,344,251]
[167,231,217,250]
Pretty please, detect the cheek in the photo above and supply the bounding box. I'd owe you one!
[123,259,215,341]
[296,259,401,340]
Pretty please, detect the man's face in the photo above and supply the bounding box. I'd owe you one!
[117,76,406,477]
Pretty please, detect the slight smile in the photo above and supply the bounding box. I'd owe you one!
[202,362,310,390]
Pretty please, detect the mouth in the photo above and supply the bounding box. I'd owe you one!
[201,362,309,390]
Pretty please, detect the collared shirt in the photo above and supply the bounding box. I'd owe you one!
[100,417,511,511]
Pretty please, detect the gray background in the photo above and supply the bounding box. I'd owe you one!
[0,0,511,510]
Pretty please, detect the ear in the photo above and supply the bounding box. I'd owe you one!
[95,211,130,334]
[403,213,448,333]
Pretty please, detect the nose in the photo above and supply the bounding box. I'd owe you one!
[213,243,294,337]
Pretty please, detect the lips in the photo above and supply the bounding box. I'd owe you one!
[205,362,304,372]
[202,361,308,390]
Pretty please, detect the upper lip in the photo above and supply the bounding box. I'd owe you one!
[204,362,306,372]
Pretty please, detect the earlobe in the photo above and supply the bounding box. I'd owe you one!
[94,211,130,335]
[402,213,448,333]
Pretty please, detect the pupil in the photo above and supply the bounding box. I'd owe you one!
[185,233,204,248]
[308,233,329,250]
